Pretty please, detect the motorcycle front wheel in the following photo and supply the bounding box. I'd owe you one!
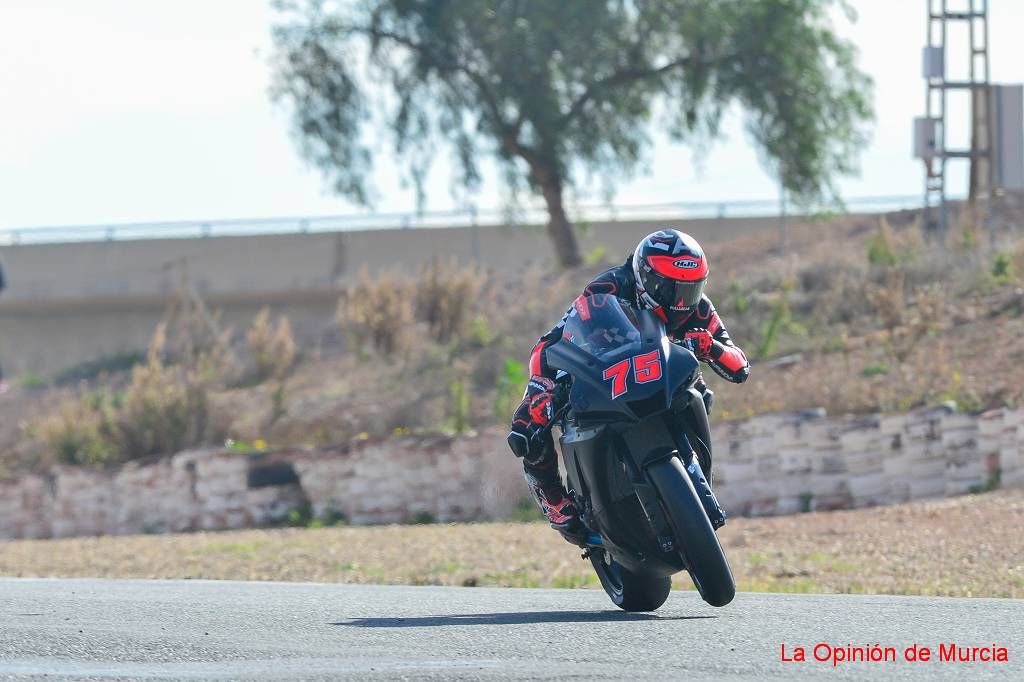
[589,549,672,612]
[647,456,736,607]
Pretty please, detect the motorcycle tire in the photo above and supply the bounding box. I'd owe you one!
[589,550,672,612]
[647,456,735,607]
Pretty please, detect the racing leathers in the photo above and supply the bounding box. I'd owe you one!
[507,256,750,539]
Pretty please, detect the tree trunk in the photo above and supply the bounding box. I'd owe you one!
[537,172,582,267]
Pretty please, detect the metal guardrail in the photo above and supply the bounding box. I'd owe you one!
[0,194,925,246]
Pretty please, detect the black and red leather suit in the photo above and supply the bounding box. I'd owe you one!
[507,255,749,537]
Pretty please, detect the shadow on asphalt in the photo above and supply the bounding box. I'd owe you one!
[333,611,717,627]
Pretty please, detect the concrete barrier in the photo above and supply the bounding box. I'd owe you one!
[2,404,1020,539]
[0,213,822,375]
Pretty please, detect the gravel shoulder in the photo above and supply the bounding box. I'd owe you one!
[1,488,1022,597]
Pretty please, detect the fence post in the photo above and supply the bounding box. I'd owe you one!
[470,207,480,261]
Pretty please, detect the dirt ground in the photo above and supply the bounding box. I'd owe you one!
[2,488,1021,598]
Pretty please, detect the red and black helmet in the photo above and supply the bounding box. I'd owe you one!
[632,230,709,313]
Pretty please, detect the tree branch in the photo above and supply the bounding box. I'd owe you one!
[345,24,518,145]
[558,56,693,127]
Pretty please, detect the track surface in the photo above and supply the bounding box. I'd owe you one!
[0,579,1021,680]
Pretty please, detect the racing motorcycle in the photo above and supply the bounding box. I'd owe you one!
[544,293,735,611]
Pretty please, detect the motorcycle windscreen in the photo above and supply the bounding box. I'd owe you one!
[561,294,644,360]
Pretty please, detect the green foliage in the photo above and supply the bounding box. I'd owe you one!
[20,373,47,390]
[287,502,314,527]
[756,286,804,359]
[271,0,873,265]
[991,251,1015,284]
[54,351,146,386]
[493,358,528,421]
[583,244,610,267]
[968,469,1001,495]
[34,398,119,466]
[731,293,751,314]
[861,362,889,378]
[410,510,436,524]
[32,325,229,467]
[447,377,471,435]
[508,495,542,523]
[867,233,898,268]
[286,503,347,528]
[867,217,920,269]
[935,371,984,414]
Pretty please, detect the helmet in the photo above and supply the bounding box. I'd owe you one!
[632,230,709,313]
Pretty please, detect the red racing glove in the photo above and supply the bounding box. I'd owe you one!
[507,376,556,465]
[682,328,714,359]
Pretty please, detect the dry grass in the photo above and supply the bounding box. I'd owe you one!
[2,488,1021,597]
[4,208,1024,474]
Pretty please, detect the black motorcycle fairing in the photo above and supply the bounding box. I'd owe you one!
[544,294,705,577]
[672,387,714,473]
[545,295,700,425]
[559,420,686,577]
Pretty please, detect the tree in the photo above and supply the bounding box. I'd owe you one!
[271,0,873,267]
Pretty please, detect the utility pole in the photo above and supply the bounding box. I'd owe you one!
[914,0,990,233]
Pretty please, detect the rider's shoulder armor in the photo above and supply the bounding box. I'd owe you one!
[582,260,638,303]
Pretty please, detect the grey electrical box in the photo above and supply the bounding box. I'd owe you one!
[914,117,939,159]
[991,84,1024,191]
[922,46,944,79]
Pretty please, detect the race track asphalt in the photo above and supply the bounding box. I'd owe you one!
[0,579,1021,680]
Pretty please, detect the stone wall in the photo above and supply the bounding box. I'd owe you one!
[1,405,1022,540]
[0,431,524,540]
[712,406,1022,516]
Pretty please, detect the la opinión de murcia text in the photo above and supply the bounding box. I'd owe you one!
[780,643,1009,667]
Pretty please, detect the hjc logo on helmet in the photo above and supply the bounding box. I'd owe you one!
[673,259,699,269]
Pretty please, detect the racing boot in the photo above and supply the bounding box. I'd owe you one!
[524,466,587,546]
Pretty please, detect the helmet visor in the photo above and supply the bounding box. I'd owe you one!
[647,275,706,311]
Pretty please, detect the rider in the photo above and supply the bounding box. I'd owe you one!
[507,230,750,542]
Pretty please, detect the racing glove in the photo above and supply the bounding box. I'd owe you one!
[682,328,714,360]
[507,376,556,466]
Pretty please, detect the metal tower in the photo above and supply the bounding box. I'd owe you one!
[918,0,990,231]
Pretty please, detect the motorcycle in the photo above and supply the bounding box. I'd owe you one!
[544,293,735,611]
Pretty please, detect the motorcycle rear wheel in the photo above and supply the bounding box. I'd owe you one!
[648,456,736,607]
[589,550,672,612]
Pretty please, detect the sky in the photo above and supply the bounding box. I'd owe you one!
[1,0,1023,230]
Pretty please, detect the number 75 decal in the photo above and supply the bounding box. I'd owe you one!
[602,350,661,399]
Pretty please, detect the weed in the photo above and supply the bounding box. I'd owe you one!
[552,574,597,588]
[286,502,314,527]
[493,358,527,422]
[410,510,436,524]
[33,400,118,466]
[32,325,229,466]
[870,270,905,331]
[935,370,984,413]
[339,268,415,354]
[968,469,1001,495]
[246,308,296,383]
[447,376,472,435]
[508,496,540,523]
[583,244,610,267]
[991,251,1015,284]
[54,351,146,385]
[414,259,486,343]
[756,284,804,359]
[861,362,890,378]
[20,373,47,390]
